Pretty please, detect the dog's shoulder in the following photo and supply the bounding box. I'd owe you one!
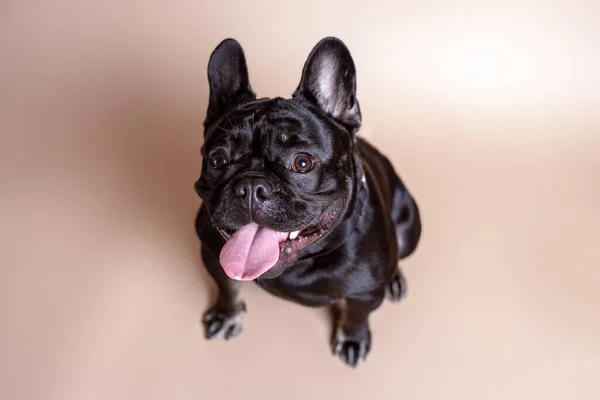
[355,137,402,210]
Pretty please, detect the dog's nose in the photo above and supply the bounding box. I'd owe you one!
[234,177,273,205]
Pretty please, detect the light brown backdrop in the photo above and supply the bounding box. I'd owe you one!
[1,1,599,399]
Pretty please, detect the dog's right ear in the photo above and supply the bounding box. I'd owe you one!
[204,39,255,132]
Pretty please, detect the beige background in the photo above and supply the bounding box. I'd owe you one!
[1,1,599,399]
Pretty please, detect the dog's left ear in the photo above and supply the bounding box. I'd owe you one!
[205,39,256,131]
[293,37,361,134]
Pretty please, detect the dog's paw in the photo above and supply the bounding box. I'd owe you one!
[202,303,246,340]
[385,270,407,302]
[331,327,371,368]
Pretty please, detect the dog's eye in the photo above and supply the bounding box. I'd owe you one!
[209,152,228,169]
[291,154,315,173]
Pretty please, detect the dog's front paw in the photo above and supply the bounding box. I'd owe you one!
[331,327,371,368]
[385,269,407,302]
[202,302,246,340]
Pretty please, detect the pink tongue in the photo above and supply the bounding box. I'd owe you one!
[219,222,285,281]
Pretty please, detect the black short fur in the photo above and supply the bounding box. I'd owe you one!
[194,37,421,367]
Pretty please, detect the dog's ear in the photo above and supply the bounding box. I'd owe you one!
[293,37,361,134]
[205,39,256,131]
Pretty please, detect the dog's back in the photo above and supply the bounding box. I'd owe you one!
[357,137,421,260]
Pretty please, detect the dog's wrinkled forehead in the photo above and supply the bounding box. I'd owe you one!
[204,98,350,162]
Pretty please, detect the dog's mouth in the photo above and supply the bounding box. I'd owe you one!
[213,202,343,281]
[216,209,339,245]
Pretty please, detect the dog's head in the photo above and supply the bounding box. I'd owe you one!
[195,37,362,280]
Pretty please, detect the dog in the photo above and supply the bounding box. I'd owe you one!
[194,37,421,367]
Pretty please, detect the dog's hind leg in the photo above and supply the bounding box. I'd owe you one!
[387,175,422,303]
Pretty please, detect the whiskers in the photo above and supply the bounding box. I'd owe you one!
[194,207,213,231]
[215,125,237,135]
[213,113,256,137]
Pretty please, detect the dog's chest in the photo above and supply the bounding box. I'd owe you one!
[255,263,345,307]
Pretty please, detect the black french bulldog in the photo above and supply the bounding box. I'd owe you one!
[194,37,421,367]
